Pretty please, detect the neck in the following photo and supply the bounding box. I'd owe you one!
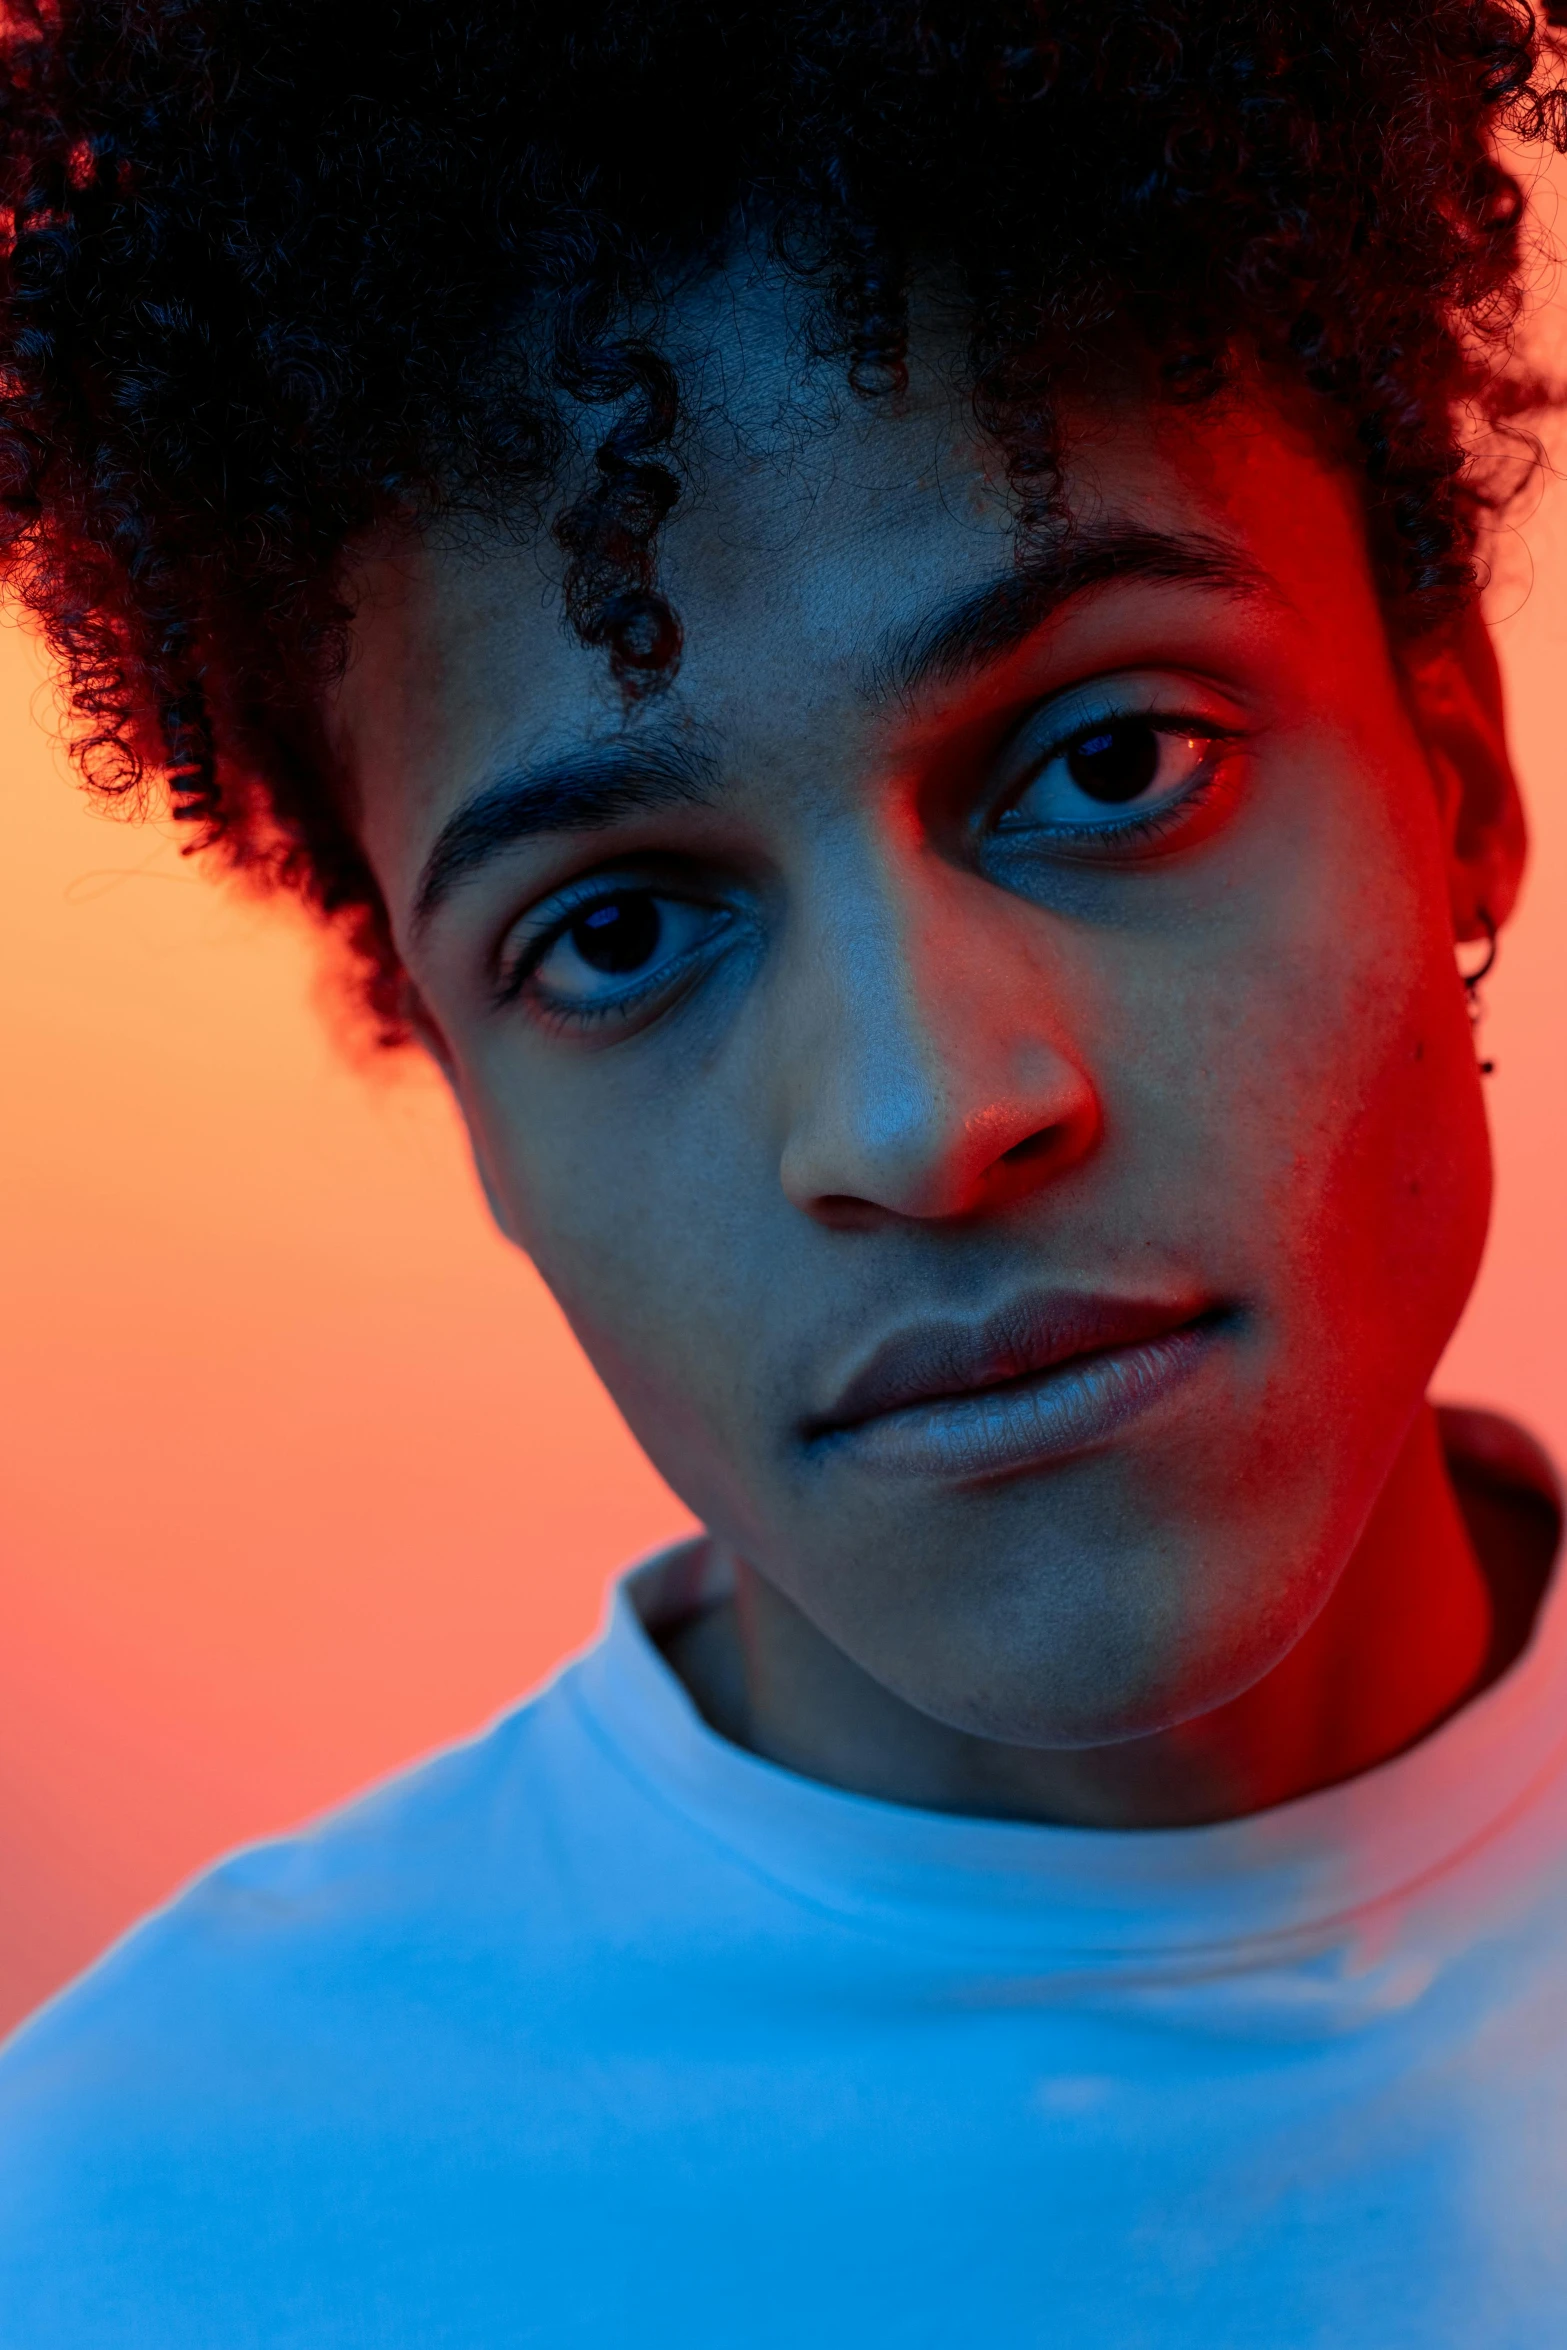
[665,1403,1498,1829]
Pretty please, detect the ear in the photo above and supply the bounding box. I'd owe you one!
[399,976,525,1250]
[1400,601,1527,941]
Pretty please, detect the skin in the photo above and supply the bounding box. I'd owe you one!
[331,276,1526,1828]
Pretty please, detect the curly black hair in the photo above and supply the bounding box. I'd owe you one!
[1,0,1563,1037]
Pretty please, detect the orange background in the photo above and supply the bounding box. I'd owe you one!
[3,393,1567,2046]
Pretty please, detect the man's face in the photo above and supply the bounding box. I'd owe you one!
[336,294,1504,1750]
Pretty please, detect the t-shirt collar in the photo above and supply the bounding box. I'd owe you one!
[568,1431,1567,1977]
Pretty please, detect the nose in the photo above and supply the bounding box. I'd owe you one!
[775,860,1101,1224]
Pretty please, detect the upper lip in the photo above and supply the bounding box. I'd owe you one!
[805,1289,1213,1437]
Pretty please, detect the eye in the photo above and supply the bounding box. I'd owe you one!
[514,887,730,1015]
[997,711,1225,837]
[559,894,662,977]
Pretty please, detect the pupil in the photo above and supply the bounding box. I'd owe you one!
[572,896,661,975]
[1066,721,1161,804]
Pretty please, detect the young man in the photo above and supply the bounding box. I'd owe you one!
[2,1,1566,2341]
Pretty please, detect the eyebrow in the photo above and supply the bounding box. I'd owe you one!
[865,525,1274,707]
[410,733,721,938]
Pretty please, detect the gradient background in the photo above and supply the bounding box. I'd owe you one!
[4,312,1567,2045]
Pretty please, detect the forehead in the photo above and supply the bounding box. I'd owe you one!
[332,279,1371,910]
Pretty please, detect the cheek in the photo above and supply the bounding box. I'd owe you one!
[458,1051,778,1504]
[1121,774,1488,1399]
[1288,808,1489,1366]
[1320,936,1491,1367]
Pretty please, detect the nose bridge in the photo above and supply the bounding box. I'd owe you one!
[773,821,1097,1220]
[810,860,955,1152]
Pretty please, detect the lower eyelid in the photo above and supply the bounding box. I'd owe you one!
[997,750,1237,857]
[518,900,735,1018]
[1012,737,1216,811]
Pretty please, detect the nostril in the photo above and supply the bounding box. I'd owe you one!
[1000,1125,1057,1167]
[808,1192,902,1233]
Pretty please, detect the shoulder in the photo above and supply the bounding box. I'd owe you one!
[0,1553,744,2189]
[2,1663,598,2071]
[0,1674,586,2224]
[0,1575,773,2343]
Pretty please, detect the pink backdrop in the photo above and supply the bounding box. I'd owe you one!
[4,351,1566,2044]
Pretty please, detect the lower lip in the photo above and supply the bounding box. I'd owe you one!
[809,1323,1218,1483]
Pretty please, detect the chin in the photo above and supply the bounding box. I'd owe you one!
[885,1574,1323,1754]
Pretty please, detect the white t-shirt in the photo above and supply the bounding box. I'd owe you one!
[4,1420,1567,2348]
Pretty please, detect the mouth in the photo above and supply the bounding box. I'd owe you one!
[802,1292,1228,1483]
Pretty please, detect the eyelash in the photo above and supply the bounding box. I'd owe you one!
[992,709,1241,851]
[494,701,1246,1024]
[492,875,726,1017]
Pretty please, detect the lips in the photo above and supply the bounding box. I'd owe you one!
[802,1289,1222,1478]
[810,1290,1210,1432]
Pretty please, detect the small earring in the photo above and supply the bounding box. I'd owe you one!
[1460,908,1498,1077]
